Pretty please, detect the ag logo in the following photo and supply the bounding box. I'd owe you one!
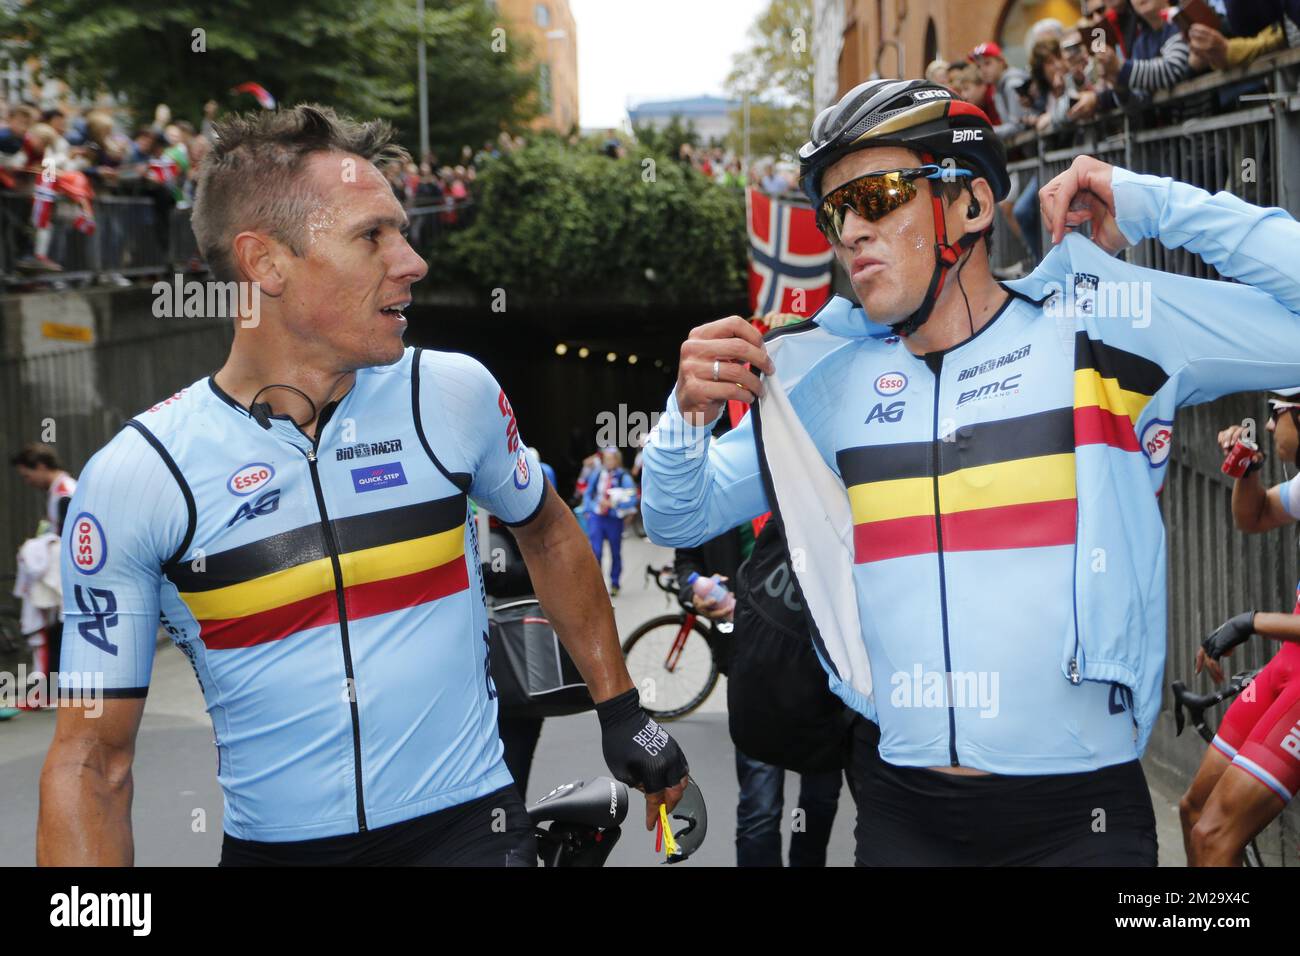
[866,401,906,424]
[874,371,908,396]
[74,585,119,654]
[227,488,281,527]
[513,449,530,489]
[228,462,274,496]
[70,512,107,574]
[1140,419,1174,467]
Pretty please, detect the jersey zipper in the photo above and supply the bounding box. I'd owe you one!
[925,353,960,767]
[303,415,368,833]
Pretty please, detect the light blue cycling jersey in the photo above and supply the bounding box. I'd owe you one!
[59,347,546,841]
[642,167,1300,774]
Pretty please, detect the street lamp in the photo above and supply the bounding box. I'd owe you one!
[416,0,429,161]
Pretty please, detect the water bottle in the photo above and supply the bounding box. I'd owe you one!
[686,572,735,617]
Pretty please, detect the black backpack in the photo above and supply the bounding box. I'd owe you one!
[727,519,856,774]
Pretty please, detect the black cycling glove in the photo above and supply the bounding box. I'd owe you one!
[1202,611,1257,660]
[595,688,689,793]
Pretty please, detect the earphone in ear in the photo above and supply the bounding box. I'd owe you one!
[967,197,981,218]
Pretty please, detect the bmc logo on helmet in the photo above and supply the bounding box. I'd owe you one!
[952,129,984,143]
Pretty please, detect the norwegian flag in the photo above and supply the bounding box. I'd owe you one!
[746,187,833,318]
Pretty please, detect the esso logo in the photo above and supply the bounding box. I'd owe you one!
[70,512,107,574]
[874,372,908,396]
[513,449,530,489]
[1141,419,1174,468]
[228,462,275,496]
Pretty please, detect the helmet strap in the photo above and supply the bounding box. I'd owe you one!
[892,187,982,338]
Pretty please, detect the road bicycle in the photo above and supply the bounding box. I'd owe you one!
[529,774,707,866]
[529,775,629,867]
[620,564,731,720]
[1170,669,1265,867]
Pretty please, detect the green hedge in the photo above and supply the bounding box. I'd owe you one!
[439,141,748,307]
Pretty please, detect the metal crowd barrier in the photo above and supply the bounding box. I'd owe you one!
[0,190,474,286]
[991,48,1300,863]
[991,47,1300,276]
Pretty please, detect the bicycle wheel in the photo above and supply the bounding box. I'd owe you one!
[622,614,717,720]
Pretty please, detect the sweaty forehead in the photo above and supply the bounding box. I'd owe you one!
[302,152,401,229]
[821,146,922,196]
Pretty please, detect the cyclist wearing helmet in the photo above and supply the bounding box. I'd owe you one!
[1182,391,1300,866]
[641,77,1300,865]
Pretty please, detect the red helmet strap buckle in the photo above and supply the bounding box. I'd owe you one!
[892,181,980,338]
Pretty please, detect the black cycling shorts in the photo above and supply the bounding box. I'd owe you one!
[847,718,1158,866]
[219,785,537,867]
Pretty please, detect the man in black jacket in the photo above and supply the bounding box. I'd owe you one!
[677,519,852,866]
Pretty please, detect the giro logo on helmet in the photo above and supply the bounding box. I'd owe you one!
[913,88,951,101]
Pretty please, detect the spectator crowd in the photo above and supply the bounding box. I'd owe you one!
[0,92,490,277]
[922,0,1299,274]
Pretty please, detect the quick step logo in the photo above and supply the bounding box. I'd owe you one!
[351,461,408,493]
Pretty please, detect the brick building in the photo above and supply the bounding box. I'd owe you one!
[492,0,580,132]
[814,0,1083,109]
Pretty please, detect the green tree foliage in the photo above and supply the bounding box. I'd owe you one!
[3,0,536,156]
[725,0,815,160]
[632,114,700,158]
[441,140,747,307]
[425,0,540,157]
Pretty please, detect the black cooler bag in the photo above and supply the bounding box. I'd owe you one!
[489,597,594,718]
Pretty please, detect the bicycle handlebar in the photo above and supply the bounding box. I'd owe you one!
[646,563,677,595]
[1171,670,1259,743]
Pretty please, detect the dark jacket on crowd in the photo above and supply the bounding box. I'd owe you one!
[675,528,746,609]
[0,125,22,154]
[1098,16,1191,110]
[1228,0,1300,39]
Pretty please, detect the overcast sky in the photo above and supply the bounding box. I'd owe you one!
[569,0,770,130]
